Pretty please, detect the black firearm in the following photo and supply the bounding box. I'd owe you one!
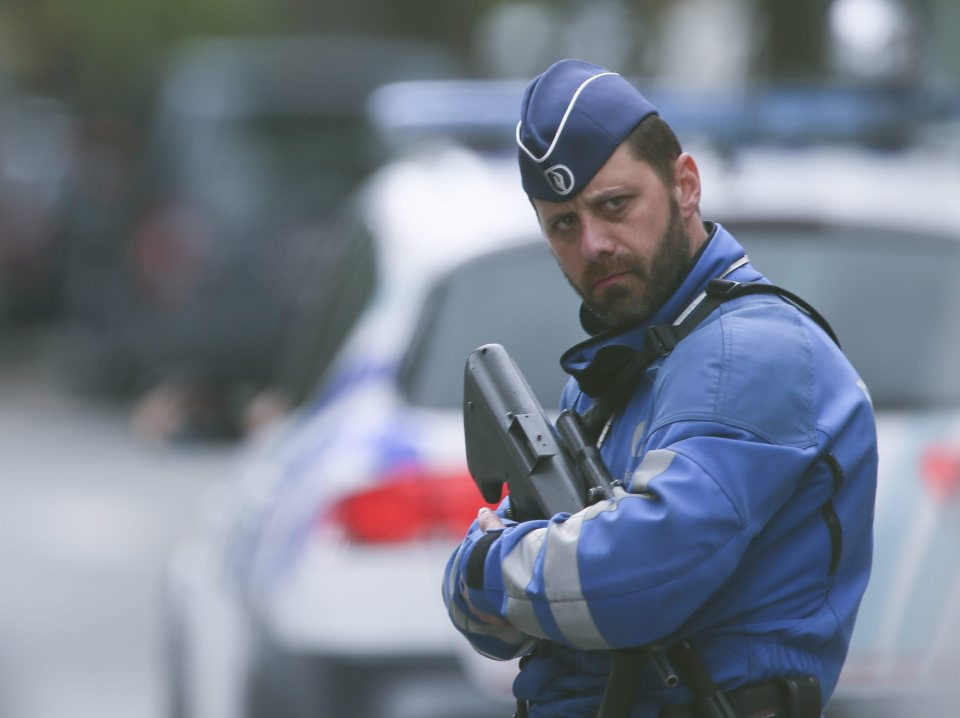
[463,342,620,523]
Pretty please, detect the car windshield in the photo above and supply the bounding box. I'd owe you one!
[401,242,586,410]
[734,223,960,409]
[401,224,959,412]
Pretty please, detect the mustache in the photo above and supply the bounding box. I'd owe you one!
[583,255,646,288]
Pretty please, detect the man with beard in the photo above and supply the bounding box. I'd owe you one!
[442,60,877,718]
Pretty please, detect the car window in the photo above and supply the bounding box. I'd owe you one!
[400,224,958,412]
[401,241,586,411]
[734,224,960,409]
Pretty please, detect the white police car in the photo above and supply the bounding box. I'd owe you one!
[163,142,586,718]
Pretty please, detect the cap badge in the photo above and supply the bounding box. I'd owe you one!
[545,164,575,195]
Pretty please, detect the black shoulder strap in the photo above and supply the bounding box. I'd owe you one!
[703,279,841,347]
[582,279,840,439]
[647,279,841,359]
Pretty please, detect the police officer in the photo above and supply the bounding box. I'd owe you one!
[443,59,878,718]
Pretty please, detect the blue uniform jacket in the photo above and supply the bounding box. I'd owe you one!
[443,223,877,717]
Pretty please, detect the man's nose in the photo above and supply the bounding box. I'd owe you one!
[579,216,615,260]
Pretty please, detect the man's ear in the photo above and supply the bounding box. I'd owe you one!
[673,153,702,219]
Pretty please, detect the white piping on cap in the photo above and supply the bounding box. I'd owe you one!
[516,71,618,165]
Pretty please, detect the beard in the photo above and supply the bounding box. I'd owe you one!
[563,197,693,329]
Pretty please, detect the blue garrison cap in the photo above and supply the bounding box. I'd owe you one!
[516,59,658,201]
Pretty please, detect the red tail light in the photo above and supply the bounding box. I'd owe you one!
[326,466,501,544]
[920,443,960,502]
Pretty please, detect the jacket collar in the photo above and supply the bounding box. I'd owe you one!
[560,222,760,383]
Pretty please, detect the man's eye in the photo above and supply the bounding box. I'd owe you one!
[605,196,626,210]
[553,215,576,231]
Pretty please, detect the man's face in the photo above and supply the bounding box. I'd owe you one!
[533,143,693,328]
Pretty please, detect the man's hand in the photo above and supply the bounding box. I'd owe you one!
[461,507,512,627]
[478,506,506,532]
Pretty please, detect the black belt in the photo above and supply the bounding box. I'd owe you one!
[658,675,821,718]
[512,675,820,718]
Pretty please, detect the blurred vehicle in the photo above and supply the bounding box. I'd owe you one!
[163,143,586,718]
[166,79,960,718]
[0,94,74,322]
[61,35,460,439]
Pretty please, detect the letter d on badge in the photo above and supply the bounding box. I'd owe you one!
[545,164,575,195]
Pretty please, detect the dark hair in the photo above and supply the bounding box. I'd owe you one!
[624,114,683,187]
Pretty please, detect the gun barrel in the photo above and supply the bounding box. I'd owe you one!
[555,410,618,503]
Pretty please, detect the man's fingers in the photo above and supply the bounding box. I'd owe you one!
[463,509,512,627]
[478,506,506,532]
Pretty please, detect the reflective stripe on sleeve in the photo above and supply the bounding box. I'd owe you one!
[498,451,678,649]
[542,501,618,648]
[629,449,677,493]
[503,528,546,634]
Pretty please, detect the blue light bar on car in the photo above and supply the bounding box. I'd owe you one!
[368,78,957,152]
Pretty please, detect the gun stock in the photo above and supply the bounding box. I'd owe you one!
[463,343,616,521]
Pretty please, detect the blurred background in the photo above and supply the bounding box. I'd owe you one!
[1,0,959,717]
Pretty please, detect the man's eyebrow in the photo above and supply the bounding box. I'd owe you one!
[584,185,631,204]
[542,209,574,229]
[534,203,567,226]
